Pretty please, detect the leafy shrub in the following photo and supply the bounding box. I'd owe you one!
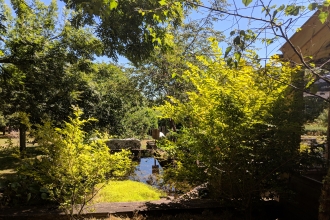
[121,107,158,139]
[156,43,304,214]
[12,109,132,218]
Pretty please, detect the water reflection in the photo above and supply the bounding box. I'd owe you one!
[130,157,163,187]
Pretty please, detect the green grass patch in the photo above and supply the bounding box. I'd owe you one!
[304,124,327,136]
[94,180,166,203]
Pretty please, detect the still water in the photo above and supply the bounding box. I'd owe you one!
[130,157,163,187]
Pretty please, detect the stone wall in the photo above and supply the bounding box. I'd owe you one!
[106,138,141,150]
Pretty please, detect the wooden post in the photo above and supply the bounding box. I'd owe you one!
[152,158,159,174]
[152,129,159,140]
[19,123,26,154]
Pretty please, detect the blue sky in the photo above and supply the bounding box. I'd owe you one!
[193,0,314,62]
[4,0,314,65]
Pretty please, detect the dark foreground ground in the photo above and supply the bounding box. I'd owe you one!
[0,197,303,220]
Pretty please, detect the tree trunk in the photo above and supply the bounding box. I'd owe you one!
[19,123,27,153]
[169,118,176,132]
[2,126,5,135]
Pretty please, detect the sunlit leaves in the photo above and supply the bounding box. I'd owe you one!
[159,0,167,6]
[224,46,232,58]
[308,3,318,11]
[324,0,330,7]
[234,51,241,62]
[109,0,118,10]
[242,0,252,7]
[62,0,191,64]
[157,41,297,133]
[319,11,329,24]
[284,5,304,16]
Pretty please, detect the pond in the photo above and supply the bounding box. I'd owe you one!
[130,157,163,187]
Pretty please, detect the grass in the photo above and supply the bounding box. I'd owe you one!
[304,123,327,136]
[93,180,166,203]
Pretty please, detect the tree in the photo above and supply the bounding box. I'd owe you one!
[121,106,158,139]
[77,62,147,136]
[0,0,103,152]
[0,111,7,135]
[157,41,303,216]
[128,20,224,104]
[61,0,199,65]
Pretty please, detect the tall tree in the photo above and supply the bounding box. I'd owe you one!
[0,0,103,152]
[79,62,146,135]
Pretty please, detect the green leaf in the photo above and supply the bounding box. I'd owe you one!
[171,73,177,78]
[242,0,252,7]
[41,192,48,200]
[285,5,302,16]
[233,36,241,45]
[308,3,318,10]
[226,57,233,67]
[319,11,329,24]
[109,0,118,10]
[239,30,245,36]
[234,52,241,62]
[159,0,167,6]
[224,46,232,58]
[277,4,285,11]
[230,30,236,36]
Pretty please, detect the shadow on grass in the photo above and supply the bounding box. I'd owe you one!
[0,145,44,176]
[0,151,20,172]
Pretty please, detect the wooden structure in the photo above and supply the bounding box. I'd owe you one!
[280,9,330,65]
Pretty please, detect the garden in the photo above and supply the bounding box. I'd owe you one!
[1,0,330,219]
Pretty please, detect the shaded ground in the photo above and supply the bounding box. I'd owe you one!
[0,198,242,220]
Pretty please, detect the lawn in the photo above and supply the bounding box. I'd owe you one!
[93,180,166,203]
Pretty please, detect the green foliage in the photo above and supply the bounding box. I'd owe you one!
[121,107,158,139]
[17,109,132,217]
[319,11,329,24]
[304,96,328,122]
[304,108,328,135]
[242,0,252,7]
[0,111,6,127]
[0,0,102,138]
[299,142,326,172]
[224,29,259,68]
[62,0,198,64]
[81,63,145,135]
[156,42,304,212]
[129,20,224,104]
[315,108,328,127]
